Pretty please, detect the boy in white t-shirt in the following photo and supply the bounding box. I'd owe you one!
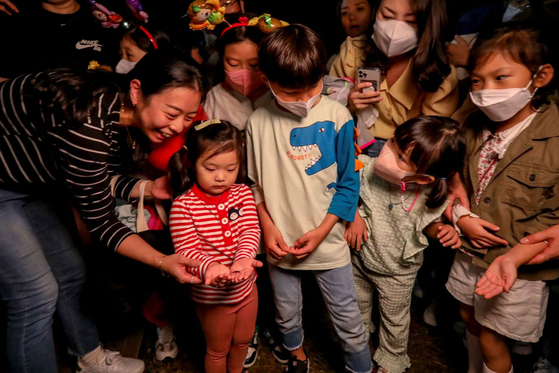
[246,24,372,373]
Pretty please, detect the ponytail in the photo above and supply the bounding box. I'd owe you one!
[425,176,449,209]
[168,145,195,198]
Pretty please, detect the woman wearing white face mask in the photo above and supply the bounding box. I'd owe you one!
[116,26,171,74]
[349,0,459,158]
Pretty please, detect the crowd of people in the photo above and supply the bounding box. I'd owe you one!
[1,0,559,373]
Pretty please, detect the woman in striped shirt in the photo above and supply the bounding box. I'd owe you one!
[169,119,262,373]
[0,50,205,372]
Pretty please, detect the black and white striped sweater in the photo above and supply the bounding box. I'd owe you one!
[0,73,141,251]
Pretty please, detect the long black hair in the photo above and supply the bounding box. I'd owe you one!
[32,49,207,166]
[168,120,245,197]
[366,0,452,93]
[393,116,466,209]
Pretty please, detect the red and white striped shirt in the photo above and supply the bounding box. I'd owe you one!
[170,183,261,305]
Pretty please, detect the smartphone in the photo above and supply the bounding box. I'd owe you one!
[357,67,381,92]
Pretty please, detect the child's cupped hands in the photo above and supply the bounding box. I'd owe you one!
[205,262,231,287]
[475,255,517,299]
[344,214,368,251]
[230,258,263,283]
[290,226,329,259]
[437,224,461,249]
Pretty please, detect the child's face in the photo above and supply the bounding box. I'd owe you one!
[377,0,417,27]
[195,149,239,196]
[470,52,533,92]
[266,80,322,104]
[341,0,372,38]
[388,138,416,173]
[223,40,260,72]
[120,36,147,63]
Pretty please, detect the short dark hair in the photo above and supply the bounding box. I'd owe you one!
[470,27,553,109]
[258,24,327,89]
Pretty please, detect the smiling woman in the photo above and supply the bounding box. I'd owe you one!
[0,49,206,373]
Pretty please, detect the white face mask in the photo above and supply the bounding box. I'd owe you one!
[372,19,418,57]
[116,59,137,74]
[470,78,538,122]
[269,82,323,118]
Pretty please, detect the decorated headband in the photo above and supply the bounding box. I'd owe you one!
[138,26,159,49]
[248,14,289,34]
[220,16,249,37]
[185,0,226,31]
[194,119,221,131]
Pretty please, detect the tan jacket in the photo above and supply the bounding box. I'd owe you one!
[329,35,368,81]
[462,103,559,280]
[371,62,459,140]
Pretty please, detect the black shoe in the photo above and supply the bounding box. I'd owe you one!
[263,327,290,364]
[284,356,309,373]
[243,327,259,368]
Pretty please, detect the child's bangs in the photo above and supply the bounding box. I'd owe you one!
[470,29,544,73]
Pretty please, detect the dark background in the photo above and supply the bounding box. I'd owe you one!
[4,0,499,57]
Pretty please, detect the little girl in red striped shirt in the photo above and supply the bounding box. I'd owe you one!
[169,119,262,373]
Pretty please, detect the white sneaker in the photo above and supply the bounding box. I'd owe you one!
[155,324,178,362]
[533,356,559,373]
[423,302,437,327]
[77,349,144,373]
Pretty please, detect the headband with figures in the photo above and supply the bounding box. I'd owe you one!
[184,0,226,30]
[220,13,289,37]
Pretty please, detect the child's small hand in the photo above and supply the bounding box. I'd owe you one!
[205,262,231,287]
[344,214,368,251]
[437,224,461,249]
[230,258,263,283]
[262,223,290,260]
[290,226,329,259]
[476,255,518,299]
[457,216,509,249]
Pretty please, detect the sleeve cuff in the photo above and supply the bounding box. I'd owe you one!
[452,204,479,235]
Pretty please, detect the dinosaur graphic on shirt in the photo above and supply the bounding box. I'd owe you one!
[290,121,336,176]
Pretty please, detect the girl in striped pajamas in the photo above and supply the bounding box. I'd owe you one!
[169,119,262,373]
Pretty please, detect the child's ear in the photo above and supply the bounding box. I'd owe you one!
[534,64,554,88]
[259,73,270,88]
[413,174,436,185]
[129,79,142,106]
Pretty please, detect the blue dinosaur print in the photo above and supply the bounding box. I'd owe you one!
[290,121,336,176]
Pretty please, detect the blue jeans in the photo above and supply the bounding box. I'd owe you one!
[364,138,387,158]
[0,187,100,372]
[268,262,372,373]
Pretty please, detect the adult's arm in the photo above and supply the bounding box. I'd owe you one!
[521,225,559,264]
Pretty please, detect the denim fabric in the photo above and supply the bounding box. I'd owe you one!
[363,138,387,158]
[0,187,100,372]
[268,262,372,373]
